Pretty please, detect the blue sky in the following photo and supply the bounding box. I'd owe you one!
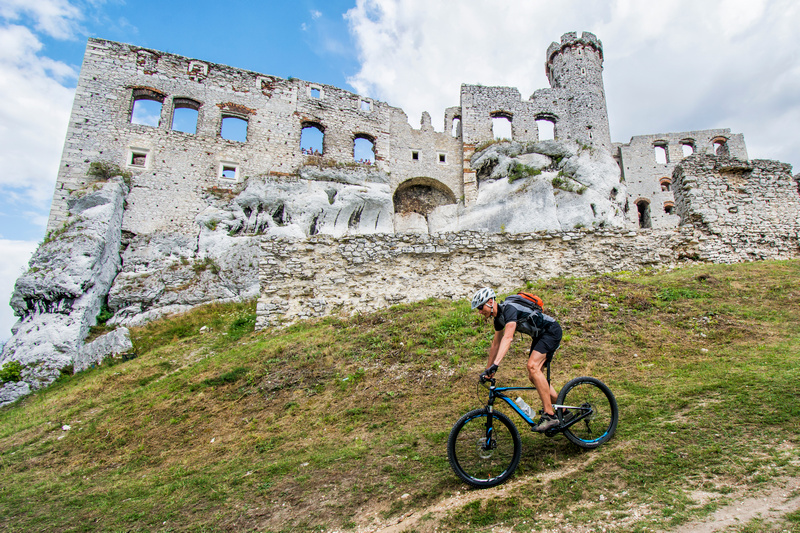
[1,0,799,340]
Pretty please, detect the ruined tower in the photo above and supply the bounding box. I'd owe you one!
[545,31,612,150]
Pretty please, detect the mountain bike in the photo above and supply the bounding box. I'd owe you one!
[447,362,618,488]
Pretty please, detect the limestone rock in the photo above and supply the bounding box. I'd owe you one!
[215,168,394,238]
[0,381,31,408]
[1,178,128,391]
[107,230,260,326]
[431,141,626,233]
[74,327,133,373]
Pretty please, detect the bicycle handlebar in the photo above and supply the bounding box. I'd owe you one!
[479,375,496,387]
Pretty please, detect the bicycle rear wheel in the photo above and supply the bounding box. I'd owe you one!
[557,377,618,449]
[447,408,521,488]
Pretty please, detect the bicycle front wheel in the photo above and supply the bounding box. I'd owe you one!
[557,377,618,449]
[447,408,521,488]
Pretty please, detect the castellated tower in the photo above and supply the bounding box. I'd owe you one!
[544,31,612,150]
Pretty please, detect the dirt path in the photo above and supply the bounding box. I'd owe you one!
[361,460,595,533]
[361,472,800,533]
[671,476,800,533]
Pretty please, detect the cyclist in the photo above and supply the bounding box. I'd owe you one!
[471,287,563,432]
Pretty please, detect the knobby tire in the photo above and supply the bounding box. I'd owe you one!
[557,376,618,449]
[447,408,521,488]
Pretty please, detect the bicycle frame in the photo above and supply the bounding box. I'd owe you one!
[483,379,593,435]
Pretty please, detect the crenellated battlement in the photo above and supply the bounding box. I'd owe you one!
[546,31,604,72]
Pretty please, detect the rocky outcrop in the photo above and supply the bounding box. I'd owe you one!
[425,140,627,234]
[106,165,392,325]
[107,230,261,326]
[215,165,394,238]
[74,327,133,373]
[1,177,128,399]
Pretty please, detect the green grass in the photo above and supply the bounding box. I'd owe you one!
[0,260,799,532]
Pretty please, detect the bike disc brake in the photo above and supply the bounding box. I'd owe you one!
[476,438,494,459]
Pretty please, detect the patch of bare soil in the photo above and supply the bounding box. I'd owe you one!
[671,476,800,533]
[354,470,800,533]
[357,457,601,533]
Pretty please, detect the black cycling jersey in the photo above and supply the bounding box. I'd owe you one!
[494,301,558,339]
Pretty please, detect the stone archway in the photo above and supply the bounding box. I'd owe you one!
[393,177,457,233]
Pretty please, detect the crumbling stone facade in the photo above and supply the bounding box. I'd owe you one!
[617,130,748,229]
[48,31,732,239]
[673,155,800,262]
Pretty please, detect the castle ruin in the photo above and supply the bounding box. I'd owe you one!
[1,31,798,404]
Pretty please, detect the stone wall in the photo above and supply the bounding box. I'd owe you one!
[618,130,748,230]
[256,227,701,327]
[257,153,800,328]
[674,155,800,263]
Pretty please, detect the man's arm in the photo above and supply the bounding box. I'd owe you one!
[486,322,517,372]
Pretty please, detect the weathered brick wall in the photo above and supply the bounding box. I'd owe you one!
[673,155,800,263]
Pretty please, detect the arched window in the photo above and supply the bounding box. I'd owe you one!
[130,88,165,127]
[300,123,324,155]
[636,199,651,229]
[660,177,672,192]
[654,142,668,164]
[681,140,695,158]
[712,137,729,156]
[491,113,512,140]
[536,116,555,141]
[171,98,200,134]
[353,134,375,164]
[664,201,675,215]
[452,117,461,138]
[221,115,248,142]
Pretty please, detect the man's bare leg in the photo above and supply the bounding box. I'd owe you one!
[527,350,557,415]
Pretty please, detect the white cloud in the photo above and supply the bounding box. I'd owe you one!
[344,0,800,171]
[0,23,76,205]
[0,0,83,39]
[0,239,36,342]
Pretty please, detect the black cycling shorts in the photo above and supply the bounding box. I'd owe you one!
[530,323,563,363]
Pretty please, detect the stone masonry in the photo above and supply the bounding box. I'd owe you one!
[255,153,800,327]
[47,31,715,239]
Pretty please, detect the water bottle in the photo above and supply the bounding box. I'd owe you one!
[514,397,532,418]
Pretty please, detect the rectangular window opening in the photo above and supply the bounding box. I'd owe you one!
[654,144,668,164]
[131,153,147,167]
[219,162,240,181]
[127,147,150,169]
[412,151,419,161]
[438,153,447,164]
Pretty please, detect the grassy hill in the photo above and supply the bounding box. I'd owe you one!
[1,260,799,532]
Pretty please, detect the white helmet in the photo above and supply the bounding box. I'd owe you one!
[471,287,496,309]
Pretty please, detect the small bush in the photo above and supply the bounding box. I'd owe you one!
[96,303,114,325]
[228,314,256,341]
[193,257,220,275]
[508,162,542,184]
[0,361,23,383]
[87,161,132,187]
